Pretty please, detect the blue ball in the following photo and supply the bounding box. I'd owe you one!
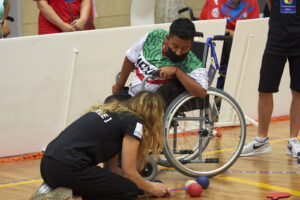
[196,176,209,189]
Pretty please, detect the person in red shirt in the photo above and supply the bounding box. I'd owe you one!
[35,0,92,35]
[199,0,259,90]
[199,0,259,37]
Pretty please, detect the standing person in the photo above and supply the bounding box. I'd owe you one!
[0,0,10,37]
[35,0,91,35]
[106,18,208,106]
[199,0,259,90]
[199,0,259,37]
[240,0,300,157]
[30,91,170,199]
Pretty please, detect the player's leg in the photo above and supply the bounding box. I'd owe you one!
[286,55,300,157]
[240,53,287,156]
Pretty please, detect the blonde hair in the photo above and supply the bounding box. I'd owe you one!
[87,91,165,170]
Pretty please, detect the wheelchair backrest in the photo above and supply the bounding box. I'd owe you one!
[191,40,209,68]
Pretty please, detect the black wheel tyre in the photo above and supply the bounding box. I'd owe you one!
[139,155,158,181]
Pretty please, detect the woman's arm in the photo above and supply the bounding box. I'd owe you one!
[36,0,75,32]
[121,135,170,198]
[103,153,122,175]
[71,0,91,30]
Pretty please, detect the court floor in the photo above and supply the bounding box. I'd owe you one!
[0,119,299,200]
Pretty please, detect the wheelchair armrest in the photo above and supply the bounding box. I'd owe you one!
[141,70,161,90]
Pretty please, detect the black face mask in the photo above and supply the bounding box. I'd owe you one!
[165,46,188,63]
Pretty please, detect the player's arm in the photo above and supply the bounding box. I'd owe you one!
[103,153,122,175]
[266,0,271,11]
[112,57,134,94]
[159,66,207,98]
[121,135,170,197]
[36,0,75,32]
[176,68,207,98]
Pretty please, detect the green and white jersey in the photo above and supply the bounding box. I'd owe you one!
[0,0,7,20]
[126,29,208,96]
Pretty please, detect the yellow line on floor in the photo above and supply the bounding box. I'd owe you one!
[217,176,300,196]
[0,179,43,188]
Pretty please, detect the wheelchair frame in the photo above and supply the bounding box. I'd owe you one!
[141,35,246,178]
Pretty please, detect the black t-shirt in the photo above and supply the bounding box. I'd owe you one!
[44,111,143,168]
[265,0,300,55]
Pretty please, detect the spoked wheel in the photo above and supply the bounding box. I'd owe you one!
[139,155,158,181]
[163,88,246,177]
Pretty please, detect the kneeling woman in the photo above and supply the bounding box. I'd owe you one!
[37,91,170,199]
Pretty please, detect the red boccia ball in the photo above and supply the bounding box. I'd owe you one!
[187,183,203,197]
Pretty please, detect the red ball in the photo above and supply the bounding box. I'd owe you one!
[187,183,203,197]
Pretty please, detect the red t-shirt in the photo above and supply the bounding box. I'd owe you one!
[38,0,81,35]
[199,0,259,30]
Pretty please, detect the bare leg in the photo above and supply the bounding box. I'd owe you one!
[290,90,300,138]
[257,92,273,138]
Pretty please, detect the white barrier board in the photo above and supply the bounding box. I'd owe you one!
[0,19,226,157]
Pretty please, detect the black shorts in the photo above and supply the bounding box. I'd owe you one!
[259,53,300,93]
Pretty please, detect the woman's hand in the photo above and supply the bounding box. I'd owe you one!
[71,18,86,31]
[149,182,171,197]
[61,22,76,32]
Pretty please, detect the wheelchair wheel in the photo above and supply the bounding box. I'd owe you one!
[163,87,246,177]
[139,155,158,181]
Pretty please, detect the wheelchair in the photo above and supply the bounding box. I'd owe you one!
[138,33,247,179]
[115,33,246,179]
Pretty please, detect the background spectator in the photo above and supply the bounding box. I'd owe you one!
[35,0,91,35]
[0,0,10,37]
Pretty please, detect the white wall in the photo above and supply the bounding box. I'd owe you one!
[0,20,226,157]
[224,18,291,122]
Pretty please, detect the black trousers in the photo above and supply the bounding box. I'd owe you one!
[40,156,138,200]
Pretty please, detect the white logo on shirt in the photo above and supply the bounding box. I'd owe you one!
[211,8,219,18]
[133,122,143,139]
[214,0,218,5]
[93,109,112,123]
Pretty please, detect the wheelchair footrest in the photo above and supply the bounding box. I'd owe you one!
[205,158,219,163]
[179,158,219,164]
[175,150,194,154]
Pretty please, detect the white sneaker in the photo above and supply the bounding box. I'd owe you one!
[286,139,300,158]
[30,183,73,200]
[240,137,271,157]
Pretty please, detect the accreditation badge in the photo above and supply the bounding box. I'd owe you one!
[280,0,296,14]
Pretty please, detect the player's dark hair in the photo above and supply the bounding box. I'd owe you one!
[169,18,195,40]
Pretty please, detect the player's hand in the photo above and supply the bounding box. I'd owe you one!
[112,83,122,94]
[149,182,171,197]
[159,66,178,79]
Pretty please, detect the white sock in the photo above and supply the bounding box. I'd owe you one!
[255,136,268,142]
